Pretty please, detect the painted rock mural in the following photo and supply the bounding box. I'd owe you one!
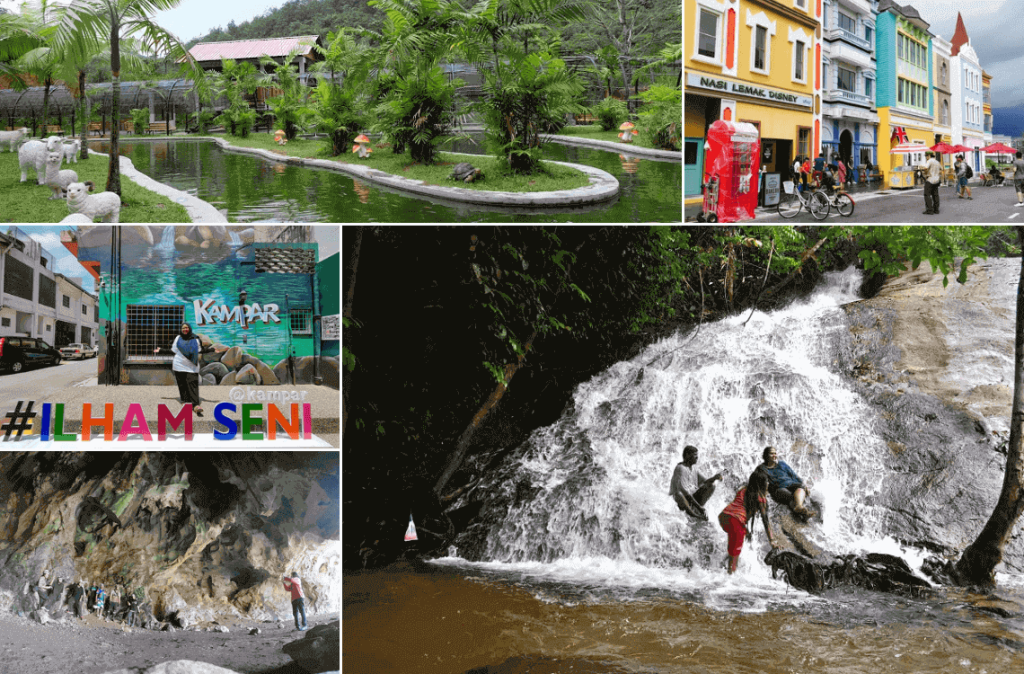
[71,226,330,387]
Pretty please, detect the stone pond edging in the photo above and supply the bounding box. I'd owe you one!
[87,148,227,223]
[204,137,620,207]
[121,135,616,208]
[539,134,683,162]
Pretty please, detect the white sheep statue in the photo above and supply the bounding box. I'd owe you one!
[44,151,78,200]
[66,181,121,223]
[19,136,63,184]
[61,139,81,164]
[0,127,30,152]
[59,213,94,223]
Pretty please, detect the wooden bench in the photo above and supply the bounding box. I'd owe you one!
[573,113,597,125]
[148,121,168,134]
[42,125,64,136]
[88,122,105,136]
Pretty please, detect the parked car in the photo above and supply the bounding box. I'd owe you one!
[59,343,97,360]
[0,337,62,373]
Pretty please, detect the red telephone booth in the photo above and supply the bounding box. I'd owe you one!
[702,120,761,223]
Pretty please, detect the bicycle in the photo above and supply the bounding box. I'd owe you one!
[818,186,855,217]
[776,180,829,220]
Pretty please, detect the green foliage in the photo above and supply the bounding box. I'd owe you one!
[592,96,628,131]
[214,58,260,138]
[129,108,149,134]
[260,51,310,140]
[636,84,681,150]
[308,31,368,155]
[373,64,459,165]
[852,226,996,287]
[477,52,583,173]
[191,109,217,134]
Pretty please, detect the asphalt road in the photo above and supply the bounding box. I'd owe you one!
[0,357,97,418]
[755,182,1024,223]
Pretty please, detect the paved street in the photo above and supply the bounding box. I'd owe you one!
[755,182,1024,223]
[0,357,96,417]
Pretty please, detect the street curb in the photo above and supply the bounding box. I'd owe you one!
[540,134,683,162]
[86,148,227,223]
[196,136,620,208]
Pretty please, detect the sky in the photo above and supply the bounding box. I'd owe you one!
[0,0,291,42]
[908,0,1022,108]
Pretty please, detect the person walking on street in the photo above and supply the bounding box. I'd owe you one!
[921,151,943,215]
[283,572,308,631]
[957,155,973,200]
[1013,151,1024,207]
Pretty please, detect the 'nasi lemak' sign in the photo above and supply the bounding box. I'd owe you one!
[193,298,282,326]
[0,401,312,442]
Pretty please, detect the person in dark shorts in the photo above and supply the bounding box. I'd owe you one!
[759,446,816,521]
[70,580,86,619]
[669,445,723,520]
[283,573,307,631]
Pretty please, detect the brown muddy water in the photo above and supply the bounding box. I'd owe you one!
[344,562,1024,674]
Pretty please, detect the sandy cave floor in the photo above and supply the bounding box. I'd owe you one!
[0,608,331,674]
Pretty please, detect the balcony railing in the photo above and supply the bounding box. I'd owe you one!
[828,27,872,51]
[824,88,873,106]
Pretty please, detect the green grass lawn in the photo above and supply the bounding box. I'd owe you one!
[217,132,591,193]
[553,124,679,152]
[0,150,191,223]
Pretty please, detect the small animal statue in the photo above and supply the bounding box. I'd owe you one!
[0,127,29,152]
[449,162,483,183]
[19,136,62,184]
[66,181,121,223]
[61,139,81,164]
[44,151,79,199]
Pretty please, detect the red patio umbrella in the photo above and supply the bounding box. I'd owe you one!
[982,142,1017,155]
[930,142,957,154]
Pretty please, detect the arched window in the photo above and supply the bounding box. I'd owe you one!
[942,99,949,126]
[941,62,947,85]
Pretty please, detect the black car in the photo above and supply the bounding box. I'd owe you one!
[0,337,61,373]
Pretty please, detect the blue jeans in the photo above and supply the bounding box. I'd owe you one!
[292,597,306,629]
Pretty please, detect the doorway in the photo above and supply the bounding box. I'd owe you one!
[685,138,704,197]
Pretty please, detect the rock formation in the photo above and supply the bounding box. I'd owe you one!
[0,453,339,628]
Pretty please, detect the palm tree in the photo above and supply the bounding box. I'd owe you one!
[52,0,200,197]
[0,11,45,90]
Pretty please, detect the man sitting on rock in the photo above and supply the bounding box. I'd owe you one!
[760,446,816,522]
[283,572,307,631]
[669,445,723,521]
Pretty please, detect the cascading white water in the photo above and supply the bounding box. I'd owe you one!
[439,267,916,604]
[157,225,175,251]
[229,230,242,246]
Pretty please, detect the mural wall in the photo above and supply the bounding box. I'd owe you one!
[74,226,329,387]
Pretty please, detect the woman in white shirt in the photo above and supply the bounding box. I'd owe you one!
[154,323,216,417]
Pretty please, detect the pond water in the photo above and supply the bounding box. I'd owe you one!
[90,138,681,223]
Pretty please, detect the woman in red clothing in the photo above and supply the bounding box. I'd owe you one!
[718,469,779,574]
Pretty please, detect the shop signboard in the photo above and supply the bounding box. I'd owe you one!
[764,174,781,207]
[686,73,813,109]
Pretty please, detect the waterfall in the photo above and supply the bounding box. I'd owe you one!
[229,230,242,246]
[156,225,175,251]
[447,267,910,592]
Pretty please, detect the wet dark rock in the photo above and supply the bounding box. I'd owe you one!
[282,620,339,673]
[249,627,260,635]
[765,549,933,597]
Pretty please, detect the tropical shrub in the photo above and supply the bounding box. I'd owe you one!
[373,64,459,165]
[309,79,365,155]
[261,53,310,140]
[129,108,149,135]
[477,52,584,173]
[637,84,681,150]
[592,97,628,131]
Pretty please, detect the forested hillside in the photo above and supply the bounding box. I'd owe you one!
[189,0,680,66]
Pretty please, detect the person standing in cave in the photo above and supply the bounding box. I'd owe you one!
[124,591,138,628]
[49,576,65,612]
[70,580,85,619]
[154,322,218,418]
[106,586,120,622]
[282,573,307,631]
[34,571,51,609]
[93,584,106,617]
